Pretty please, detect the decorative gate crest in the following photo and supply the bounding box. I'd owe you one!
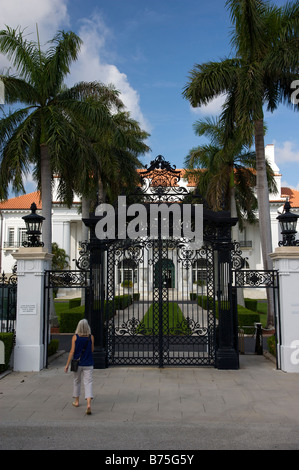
[139,155,189,203]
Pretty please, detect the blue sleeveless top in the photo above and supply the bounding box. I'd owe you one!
[74,335,94,367]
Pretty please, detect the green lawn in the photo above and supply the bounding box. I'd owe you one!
[136,302,191,335]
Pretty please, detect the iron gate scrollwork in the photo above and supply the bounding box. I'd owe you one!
[104,237,216,367]
[84,155,240,369]
[0,270,17,333]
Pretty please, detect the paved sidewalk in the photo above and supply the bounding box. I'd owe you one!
[1,353,299,450]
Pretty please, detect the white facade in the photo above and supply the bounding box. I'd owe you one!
[0,145,298,278]
[0,178,83,273]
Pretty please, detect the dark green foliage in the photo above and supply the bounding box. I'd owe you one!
[244,298,258,311]
[0,333,14,372]
[48,339,59,357]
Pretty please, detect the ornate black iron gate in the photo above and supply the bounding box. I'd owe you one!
[104,237,216,367]
[84,155,240,369]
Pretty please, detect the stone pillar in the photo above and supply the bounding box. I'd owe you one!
[270,247,299,372]
[13,247,53,371]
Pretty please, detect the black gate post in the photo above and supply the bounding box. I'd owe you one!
[83,214,107,369]
[212,213,239,370]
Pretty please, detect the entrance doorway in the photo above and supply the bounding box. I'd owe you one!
[154,259,175,288]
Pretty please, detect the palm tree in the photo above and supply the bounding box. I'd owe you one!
[0,27,114,252]
[185,117,257,226]
[60,103,150,242]
[76,110,150,210]
[183,0,299,327]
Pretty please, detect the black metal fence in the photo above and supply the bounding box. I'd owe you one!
[233,269,280,362]
[0,272,17,333]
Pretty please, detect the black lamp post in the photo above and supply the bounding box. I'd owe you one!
[277,199,299,247]
[22,202,45,247]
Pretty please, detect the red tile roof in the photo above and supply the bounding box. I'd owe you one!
[281,187,299,208]
[0,191,41,210]
[0,185,298,210]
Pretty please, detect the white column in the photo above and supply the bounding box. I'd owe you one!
[12,247,53,371]
[270,247,299,372]
[63,221,71,260]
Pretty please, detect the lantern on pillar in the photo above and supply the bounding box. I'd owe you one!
[277,200,299,247]
[22,203,45,247]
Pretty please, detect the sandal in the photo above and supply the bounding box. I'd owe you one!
[72,402,79,407]
[86,407,91,415]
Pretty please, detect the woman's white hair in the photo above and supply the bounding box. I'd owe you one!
[75,319,91,336]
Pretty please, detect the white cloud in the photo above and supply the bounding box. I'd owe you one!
[67,13,150,132]
[189,94,227,116]
[0,0,69,43]
[274,141,299,164]
[0,2,149,131]
[0,0,70,73]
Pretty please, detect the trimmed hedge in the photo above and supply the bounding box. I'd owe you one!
[197,295,260,332]
[114,294,132,310]
[237,307,260,334]
[244,298,258,312]
[0,333,14,372]
[68,298,81,309]
[56,294,135,332]
[59,307,85,333]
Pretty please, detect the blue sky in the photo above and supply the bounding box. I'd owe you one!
[0,0,298,193]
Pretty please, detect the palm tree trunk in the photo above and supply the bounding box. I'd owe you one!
[254,118,275,329]
[98,178,106,204]
[40,143,52,254]
[230,184,245,307]
[40,143,58,326]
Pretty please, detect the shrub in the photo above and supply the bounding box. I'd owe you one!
[69,298,81,309]
[121,280,133,288]
[190,293,197,301]
[198,296,260,332]
[48,339,59,356]
[237,307,260,334]
[133,293,140,301]
[0,333,14,373]
[114,294,132,310]
[267,335,276,357]
[244,298,258,311]
[59,307,85,333]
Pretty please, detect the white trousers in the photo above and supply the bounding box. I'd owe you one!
[73,366,93,399]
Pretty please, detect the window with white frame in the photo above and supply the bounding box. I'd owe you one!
[118,259,138,285]
[7,227,14,246]
[192,259,207,285]
[18,228,28,246]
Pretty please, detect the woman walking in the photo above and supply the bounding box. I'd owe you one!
[65,319,94,415]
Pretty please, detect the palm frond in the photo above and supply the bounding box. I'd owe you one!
[0,26,39,82]
[183,58,239,108]
[0,75,39,105]
[44,31,82,96]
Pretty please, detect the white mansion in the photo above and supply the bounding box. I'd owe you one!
[0,144,298,279]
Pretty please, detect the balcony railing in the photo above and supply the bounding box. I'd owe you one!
[3,241,27,249]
